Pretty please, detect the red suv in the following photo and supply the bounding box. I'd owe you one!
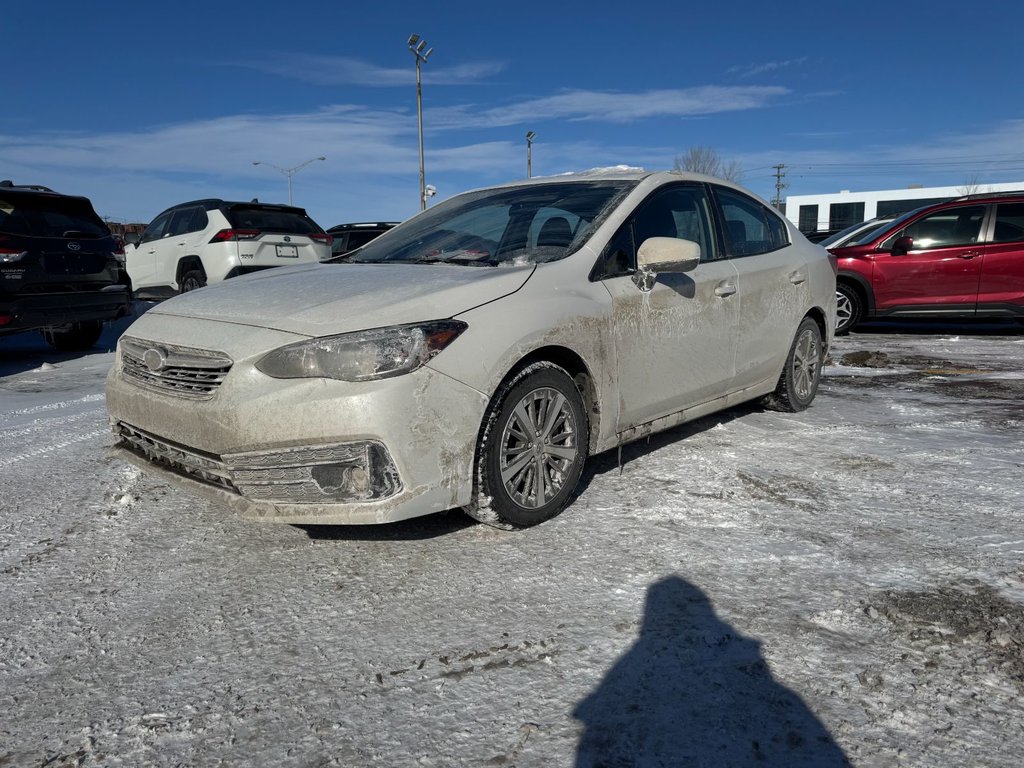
[828,192,1024,332]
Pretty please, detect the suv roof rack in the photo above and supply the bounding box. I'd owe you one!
[953,189,1024,201]
[0,180,56,192]
[328,222,400,229]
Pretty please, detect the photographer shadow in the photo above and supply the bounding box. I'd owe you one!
[574,575,850,767]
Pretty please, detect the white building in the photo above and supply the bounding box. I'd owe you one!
[785,181,1024,234]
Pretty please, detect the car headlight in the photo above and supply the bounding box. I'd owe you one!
[255,320,468,381]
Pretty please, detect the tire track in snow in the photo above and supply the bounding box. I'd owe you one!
[0,392,105,421]
[0,408,106,441]
[0,427,111,468]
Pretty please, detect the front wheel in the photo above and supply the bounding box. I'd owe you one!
[469,362,588,528]
[42,320,103,352]
[835,282,863,334]
[763,317,823,413]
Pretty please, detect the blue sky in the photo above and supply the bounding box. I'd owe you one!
[5,0,1024,228]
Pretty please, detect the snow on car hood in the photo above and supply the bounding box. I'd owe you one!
[148,262,535,337]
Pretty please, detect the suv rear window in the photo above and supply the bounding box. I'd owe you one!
[0,195,109,238]
[224,205,321,234]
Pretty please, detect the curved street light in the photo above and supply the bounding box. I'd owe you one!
[526,131,536,178]
[252,156,326,205]
[408,34,433,211]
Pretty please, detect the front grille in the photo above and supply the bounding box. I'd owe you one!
[120,337,232,400]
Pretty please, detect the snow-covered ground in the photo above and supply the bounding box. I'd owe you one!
[1,310,1022,767]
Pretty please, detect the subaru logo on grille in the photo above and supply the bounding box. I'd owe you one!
[67,242,81,251]
[283,236,291,242]
[143,347,168,372]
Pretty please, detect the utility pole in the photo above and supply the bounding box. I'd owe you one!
[771,164,788,210]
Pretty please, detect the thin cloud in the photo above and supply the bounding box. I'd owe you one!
[729,58,809,78]
[428,86,791,128]
[230,54,506,86]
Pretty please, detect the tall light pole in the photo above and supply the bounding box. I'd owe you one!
[526,131,536,178]
[408,33,433,211]
[252,156,326,205]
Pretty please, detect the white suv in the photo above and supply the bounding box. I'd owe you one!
[126,199,331,299]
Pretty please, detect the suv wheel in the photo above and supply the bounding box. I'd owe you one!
[42,321,103,352]
[835,282,863,334]
[179,269,207,293]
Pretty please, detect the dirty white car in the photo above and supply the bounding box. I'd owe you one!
[105,170,836,527]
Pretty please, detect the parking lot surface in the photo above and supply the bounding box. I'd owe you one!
[1,318,1022,766]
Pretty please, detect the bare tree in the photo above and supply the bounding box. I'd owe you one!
[956,174,986,196]
[673,146,742,181]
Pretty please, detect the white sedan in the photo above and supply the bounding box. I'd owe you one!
[105,170,836,527]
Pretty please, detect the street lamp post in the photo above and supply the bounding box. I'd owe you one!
[408,33,433,211]
[526,131,536,178]
[251,156,326,205]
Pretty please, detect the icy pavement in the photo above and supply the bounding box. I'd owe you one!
[1,317,1022,767]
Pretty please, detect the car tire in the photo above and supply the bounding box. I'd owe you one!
[763,317,823,413]
[179,269,207,293]
[470,362,589,528]
[835,282,863,334]
[42,320,103,352]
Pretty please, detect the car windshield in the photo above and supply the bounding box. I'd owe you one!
[820,217,894,248]
[0,195,109,238]
[342,180,636,267]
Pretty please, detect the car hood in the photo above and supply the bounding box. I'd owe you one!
[148,262,535,337]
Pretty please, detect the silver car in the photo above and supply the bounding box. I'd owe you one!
[105,170,836,528]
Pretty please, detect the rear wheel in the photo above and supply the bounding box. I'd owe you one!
[179,269,206,293]
[835,282,863,334]
[763,317,823,413]
[42,321,103,352]
[469,362,588,528]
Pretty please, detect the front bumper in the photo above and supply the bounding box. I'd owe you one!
[105,321,489,524]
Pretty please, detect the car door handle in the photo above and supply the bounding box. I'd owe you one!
[958,251,982,259]
[789,270,806,284]
[715,281,737,297]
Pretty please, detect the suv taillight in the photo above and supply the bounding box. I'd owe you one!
[310,232,333,246]
[210,229,261,242]
[0,237,27,263]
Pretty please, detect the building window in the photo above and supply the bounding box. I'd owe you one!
[876,197,951,218]
[829,202,865,231]
[798,205,818,233]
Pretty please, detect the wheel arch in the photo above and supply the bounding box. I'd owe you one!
[175,256,206,287]
[837,270,874,314]
[484,344,601,456]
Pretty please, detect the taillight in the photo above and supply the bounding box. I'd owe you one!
[0,238,27,263]
[310,232,333,246]
[0,313,14,326]
[210,229,261,242]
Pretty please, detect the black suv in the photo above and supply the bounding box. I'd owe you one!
[0,181,132,350]
[327,222,398,258]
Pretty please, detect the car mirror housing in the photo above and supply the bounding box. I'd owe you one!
[632,237,701,291]
[637,237,701,273]
[891,235,914,256]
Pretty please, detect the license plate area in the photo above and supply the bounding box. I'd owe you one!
[276,245,298,258]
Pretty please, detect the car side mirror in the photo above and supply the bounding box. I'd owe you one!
[633,237,700,291]
[891,236,914,256]
[124,232,141,246]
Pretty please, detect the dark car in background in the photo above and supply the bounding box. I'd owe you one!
[327,222,398,258]
[0,181,132,350]
[828,192,1024,332]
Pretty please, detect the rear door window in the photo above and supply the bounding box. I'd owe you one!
[992,202,1024,243]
